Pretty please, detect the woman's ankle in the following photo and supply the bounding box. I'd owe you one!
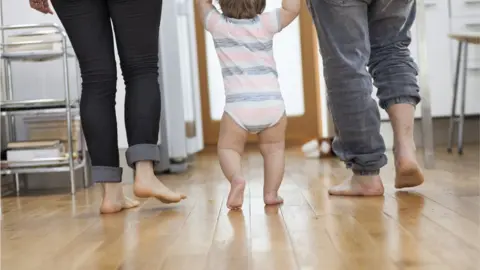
[101,182,124,198]
[135,160,154,171]
[135,160,156,178]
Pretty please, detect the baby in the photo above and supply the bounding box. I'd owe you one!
[196,0,300,209]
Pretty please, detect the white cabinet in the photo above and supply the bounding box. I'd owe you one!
[450,0,480,17]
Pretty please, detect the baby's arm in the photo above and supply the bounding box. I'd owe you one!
[195,0,222,32]
[195,0,215,25]
[279,0,301,29]
[261,0,301,34]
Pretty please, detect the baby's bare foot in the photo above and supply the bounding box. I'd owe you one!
[134,161,186,204]
[264,192,283,205]
[394,144,424,189]
[227,177,246,210]
[100,183,140,214]
[328,175,384,196]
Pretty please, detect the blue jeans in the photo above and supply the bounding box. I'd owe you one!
[307,0,421,175]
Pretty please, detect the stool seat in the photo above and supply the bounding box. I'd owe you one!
[448,32,480,45]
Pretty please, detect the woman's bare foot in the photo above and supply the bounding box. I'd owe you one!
[328,175,384,196]
[227,177,246,210]
[100,183,140,214]
[394,143,424,189]
[264,192,284,205]
[134,161,187,204]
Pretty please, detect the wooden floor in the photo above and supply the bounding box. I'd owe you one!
[1,146,480,270]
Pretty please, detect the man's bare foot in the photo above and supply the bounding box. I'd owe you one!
[264,191,284,205]
[100,183,140,214]
[328,175,384,196]
[227,177,246,210]
[134,161,187,204]
[394,144,424,189]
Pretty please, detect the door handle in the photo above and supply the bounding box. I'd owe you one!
[465,23,480,30]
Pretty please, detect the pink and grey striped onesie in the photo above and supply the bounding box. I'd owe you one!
[204,8,285,133]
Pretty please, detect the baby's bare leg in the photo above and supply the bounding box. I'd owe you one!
[258,116,287,205]
[218,113,248,210]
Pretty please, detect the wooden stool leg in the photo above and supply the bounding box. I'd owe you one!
[458,41,469,155]
[447,41,463,153]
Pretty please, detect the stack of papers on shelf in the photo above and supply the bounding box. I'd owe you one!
[6,140,65,163]
[4,30,63,54]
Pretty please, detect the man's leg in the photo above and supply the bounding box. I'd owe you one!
[307,0,386,196]
[368,0,424,188]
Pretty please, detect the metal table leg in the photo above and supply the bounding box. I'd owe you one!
[458,42,468,155]
[5,60,22,194]
[448,41,463,153]
[61,36,75,195]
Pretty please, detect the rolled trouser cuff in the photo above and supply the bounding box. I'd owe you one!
[125,143,161,168]
[380,96,420,111]
[92,166,123,183]
[353,169,380,176]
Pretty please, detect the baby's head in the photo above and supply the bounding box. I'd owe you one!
[218,0,266,20]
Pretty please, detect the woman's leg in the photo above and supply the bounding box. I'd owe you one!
[51,0,139,213]
[108,0,185,203]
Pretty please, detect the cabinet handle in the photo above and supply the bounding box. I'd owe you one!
[465,23,480,30]
[424,2,436,7]
[464,0,480,4]
[468,67,480,72]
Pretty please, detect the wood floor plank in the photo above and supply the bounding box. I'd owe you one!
[1,146,479,270]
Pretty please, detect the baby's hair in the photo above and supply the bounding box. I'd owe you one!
[218,0,266,19]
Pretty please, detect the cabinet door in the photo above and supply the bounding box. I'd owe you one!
[451,0,480,18]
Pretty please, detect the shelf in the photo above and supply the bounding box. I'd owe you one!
[1,50,75,61]
[0,99,79,116]
[0,107,79,117]
[1,159,85,175]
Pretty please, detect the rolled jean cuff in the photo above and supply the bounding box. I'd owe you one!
[353,169,380,176]
[380,96,420,111]
[92,166,123,183]
[125,143,161,168]
[380,96,420,110]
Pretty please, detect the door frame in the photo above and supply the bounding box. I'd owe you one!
[194,3,322,145]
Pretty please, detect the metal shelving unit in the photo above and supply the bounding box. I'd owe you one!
[0,23,89,195]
